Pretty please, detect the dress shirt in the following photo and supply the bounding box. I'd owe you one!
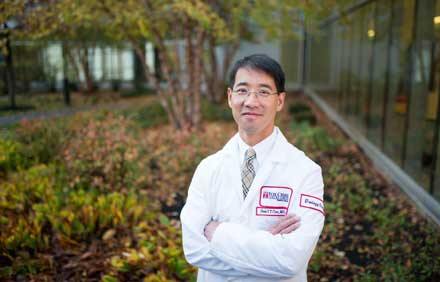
[237,127,278,174]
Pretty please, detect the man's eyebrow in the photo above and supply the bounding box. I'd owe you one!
[235,82,274,90]
[235,82,249,87]
[258,83,273,90]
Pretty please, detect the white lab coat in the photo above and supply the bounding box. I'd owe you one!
[180,128,325,282]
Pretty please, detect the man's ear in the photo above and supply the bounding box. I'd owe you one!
[227,88,233,108]
[276,92,286,111]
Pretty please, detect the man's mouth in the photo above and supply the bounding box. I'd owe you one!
[242,112,262,116]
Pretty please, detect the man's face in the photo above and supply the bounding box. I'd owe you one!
[228,67,285,139]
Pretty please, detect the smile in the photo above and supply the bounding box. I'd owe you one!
[242,112,262,116]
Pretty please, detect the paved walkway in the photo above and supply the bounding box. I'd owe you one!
[0,98,150,127]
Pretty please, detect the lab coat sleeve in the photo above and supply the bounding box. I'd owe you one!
[180,160,248,277]
[209,167,325,278]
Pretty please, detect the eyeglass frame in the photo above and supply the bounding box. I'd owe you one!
[229,87,279,99]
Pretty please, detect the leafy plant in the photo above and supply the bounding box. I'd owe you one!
[123,101,168,129]
[201,99,233,121]
[14,118,70,165]
[289,102,317,125]
[62,114,140,192]
[290,121,340,153]
[0,139,29,175]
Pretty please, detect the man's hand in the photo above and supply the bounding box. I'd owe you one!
[267,214,301,235]
[204,220,221,241]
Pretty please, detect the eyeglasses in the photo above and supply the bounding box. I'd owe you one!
[231,88,278,99]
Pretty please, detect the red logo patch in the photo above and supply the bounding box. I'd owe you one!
[256,186,293,216]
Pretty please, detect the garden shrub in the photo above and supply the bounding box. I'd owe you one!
[290,121,340,153]
[0,164,56,252]
[289,102,310,115]
[201,99,233,121]
[102,219,196,281]
[0,162,196,281]
[13,118,70,165]
[120,86,154,98]
[0,139,30,175]
[136,122,235,207]
[313,142,440,282]
[123,101,168,128]
[46,190,155,239]
[123,97,232,129]
[62,114,140,192]
[289,102,316,125]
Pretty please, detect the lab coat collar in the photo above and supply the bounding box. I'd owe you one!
[237,127,277,167]
[222,127,289,164]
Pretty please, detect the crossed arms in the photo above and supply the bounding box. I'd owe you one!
[180,162,325,278]
[204,214,301,241]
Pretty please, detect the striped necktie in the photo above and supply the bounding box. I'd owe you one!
[241,148,256,200]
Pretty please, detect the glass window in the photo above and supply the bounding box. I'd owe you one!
[384,0,416,167]
[121,49,134,81]
[341,15,355,121]
[346,10,362,127]
[329,22,342,110]
[433,0,440,201]
[338,23,350,116]
[367,1,393,148]
[405,0,436,191]
[356,4,376,136]
[332,22,346,109]
[281,38,300,85]
[307,28,331,87]
[93,48,103,81]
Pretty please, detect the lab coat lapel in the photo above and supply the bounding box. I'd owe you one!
[222,133,245,204]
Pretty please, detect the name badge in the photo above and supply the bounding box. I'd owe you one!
[256,186,293,216]
[256,207,288,216]
[299,194,325,215]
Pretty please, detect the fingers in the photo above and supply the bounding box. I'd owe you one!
[280,221,301,234]
[267,224,277,235]
[277,214,299,230]
[267,214,301,235]
[204,220,221,241]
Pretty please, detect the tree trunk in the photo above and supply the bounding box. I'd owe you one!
[67,46,95,94]
[129,39,181,129]
[78,46,94,94]
[133,46,145,89]
[185,21,195,125]
[152,29,188,130]
[66,47,82,91]
[205,35,218,103]
[192,28,205,129]
[204,39,240,103]
[61,42,71,106]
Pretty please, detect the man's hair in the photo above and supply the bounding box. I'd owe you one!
[228,54,285,93]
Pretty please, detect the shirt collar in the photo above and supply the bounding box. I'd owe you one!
[237,127,278,165]
[222,127,292,164]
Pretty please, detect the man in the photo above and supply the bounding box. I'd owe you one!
[180,54,325,282]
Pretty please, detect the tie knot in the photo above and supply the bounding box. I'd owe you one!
[245,148,256,160]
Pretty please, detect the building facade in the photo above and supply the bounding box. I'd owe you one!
[304,0,440,222]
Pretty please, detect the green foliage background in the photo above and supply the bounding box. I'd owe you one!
[0,99,439,281]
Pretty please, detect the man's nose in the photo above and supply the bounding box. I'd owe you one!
[243,92,260,107]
